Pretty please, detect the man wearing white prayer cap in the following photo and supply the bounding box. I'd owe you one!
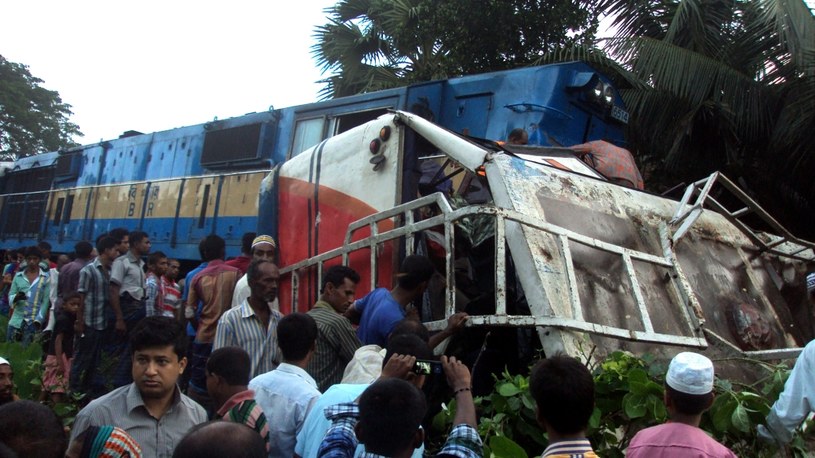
[0,357,17,405]
[230,235,278,310]
[626,352,737,458]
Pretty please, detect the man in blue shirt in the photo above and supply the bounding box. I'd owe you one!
[179,238,209,391]
[345,255,434,347]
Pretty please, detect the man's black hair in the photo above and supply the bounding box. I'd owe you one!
[130,316,188,359]
[62,291,82,305]
[529,355,594,436]
[148,251,167,266]
[383,333,432,367]
[320,265,360,293]
[0,400,67,458]
[278,313,317,362]
[201,234,226,262]
[96,235,117,254]
[74,241,93,259]
[37,241,52,251]
[129,230,148,246]
[24,246,42,260]
[207,347,251,386]
[247,259,274,283]
[508,128,527,143]
[664,384,714,416]
[241,232,257,255]
[173,421,266,458]
[389,319,430,343]
[396,255,434,290]
[197,237,208,260]
[109,227,129,243]
[358,378,427,455]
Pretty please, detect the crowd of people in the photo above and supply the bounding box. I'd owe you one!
[0,230,812,457]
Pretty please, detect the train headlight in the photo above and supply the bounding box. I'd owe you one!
[593,81,604,100]
[603,85,614,106]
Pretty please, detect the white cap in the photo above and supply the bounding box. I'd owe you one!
[0,357,9,366]
[666,352,714,395]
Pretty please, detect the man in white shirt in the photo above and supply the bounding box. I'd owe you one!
[250,313,320,458]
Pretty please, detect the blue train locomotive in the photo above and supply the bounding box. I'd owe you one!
[0,61,628,260]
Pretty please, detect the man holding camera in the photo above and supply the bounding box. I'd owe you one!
[316,350,481,457]
[295,333,433,458]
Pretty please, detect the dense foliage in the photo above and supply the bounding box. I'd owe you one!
[433,351,814,457]
[0,55,81,159]
[543,0,815,238]
[312,0,599,98]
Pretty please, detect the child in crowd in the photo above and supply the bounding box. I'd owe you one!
[42,292,80,404]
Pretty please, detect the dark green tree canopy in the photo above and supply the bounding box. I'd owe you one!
[0,55,81,159]
[542,0,815,237]
[313,0,599,99]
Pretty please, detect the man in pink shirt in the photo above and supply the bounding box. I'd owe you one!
[627,352,737,458]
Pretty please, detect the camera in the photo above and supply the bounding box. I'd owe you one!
[412,359,442,376]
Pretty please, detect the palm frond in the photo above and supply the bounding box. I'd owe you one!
[330,0,373,22]
[589,0,672,39]
[609,36,773,141]
[536,44,648,90]
[754,0,815,74]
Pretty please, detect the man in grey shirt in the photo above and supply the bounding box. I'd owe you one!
[109,230,151,388]
[70,316,206,457]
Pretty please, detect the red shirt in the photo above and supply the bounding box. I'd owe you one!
[225,255,251,275]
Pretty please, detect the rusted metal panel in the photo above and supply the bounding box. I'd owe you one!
[485,151,808,367]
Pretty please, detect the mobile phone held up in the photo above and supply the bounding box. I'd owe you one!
[412,359,443,376]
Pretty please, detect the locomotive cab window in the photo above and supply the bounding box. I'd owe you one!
[291,117,326,158]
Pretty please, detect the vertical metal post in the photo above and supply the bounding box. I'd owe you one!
[405,209,414,256]
[370,221,379,290]
[445,220,456,318]
[559,233,583,321]
[494,215,507,316]
[291,270,300,312]
[622,252,653,334]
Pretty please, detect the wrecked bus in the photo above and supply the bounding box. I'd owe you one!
[259,110,814,379]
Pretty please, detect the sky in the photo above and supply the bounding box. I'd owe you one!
[1,1,337,144]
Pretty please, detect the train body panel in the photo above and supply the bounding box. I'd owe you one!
[0,61,627,260]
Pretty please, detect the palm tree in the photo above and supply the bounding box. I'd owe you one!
[311,0,450,99]
[546,0,815,235]
[312,0,600,99]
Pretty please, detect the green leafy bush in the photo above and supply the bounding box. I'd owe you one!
[0,339,43,401]
[433,351,810,458]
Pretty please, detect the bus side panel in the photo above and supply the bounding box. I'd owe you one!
[277,178,395,313]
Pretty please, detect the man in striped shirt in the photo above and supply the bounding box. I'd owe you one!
[71,236,118,397]
[207,346,270,451]
[162,258,182,320]
[306,265,361,392]
[214,259,282,379]
[145,251,170,317]
[531,356,598,458]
